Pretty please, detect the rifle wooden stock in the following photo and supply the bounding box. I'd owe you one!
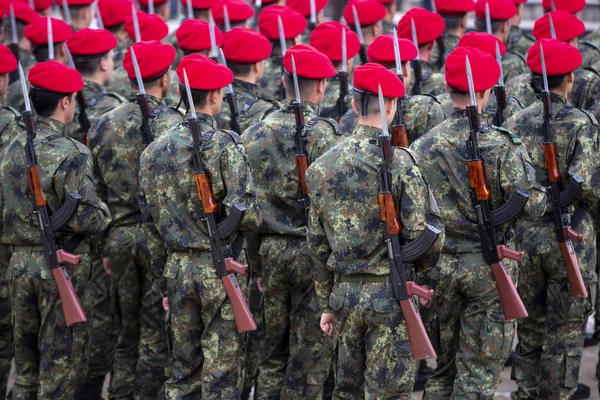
[391,126,409,148]
[400,298,436,360]
[491,262,528,320]
[296,155,309,196]
[468,160,491,201]
[225,257,248,274]
[406,281,433,301]
[543,143,561,183]
[222,274,257,332]
[195,173,218,213]
[378,192,401,235]
[52,266,87,326]
[560,241,587,298]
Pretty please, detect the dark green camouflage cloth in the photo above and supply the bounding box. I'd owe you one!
[382,19,394,35]
[580,29,600,71]
[88,94,183,399]
[411,109,547,399]
[216,79,280,134]
[0,117,111,399]
[319,73,353,121]
[107,66,131,99]
[436,90,525,125]
[139,112,258,398]
[3,51,35,108]
[243,100,339,399]
[259,54,285,103]
[339,94,446,143]
[409,60,446,96]
[430,33,460,73]
[507,25,535,59]
[113,37,129,68]
[503,94,600,399]
[502,50,528,83]
[306,123,444,398]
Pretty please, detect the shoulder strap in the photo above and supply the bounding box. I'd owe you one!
[303,116,341,136]
[416,93,442,105]
[87,90,106,107]
[579,109,599,126]
[508,95,525,108]
[554,106,573,120]
[495,126,522,144]
[584,67,600,77]
[581,40,600,54]
[507,50,527,64]
[395,147,420,165]
[240,98,260,115]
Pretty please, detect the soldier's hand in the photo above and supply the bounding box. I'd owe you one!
[103,257,111,275]
[320,313,335,337]
[420,284,432,308]
[163,297,169,312]
[257,277,264,293]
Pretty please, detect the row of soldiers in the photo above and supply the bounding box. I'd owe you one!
[0,0,599,399]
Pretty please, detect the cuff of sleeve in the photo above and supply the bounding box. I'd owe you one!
[315,279,334,313]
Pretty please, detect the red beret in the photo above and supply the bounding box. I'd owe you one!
[286,0,327,17]
[176,54,234,90]
[474,0,516,20]
[212,0,254,26]
[29,60,83,93]
[343,0,386,28]
[56,0,94,6]
[527,38,581,75]
[222,27,271,63]
[176,19,223,52]
[125,10,169,41]
[542,0,585,13]
[28,0,53,11]
[283,44,335,79]
[310,21,361,61]
[24,17,72,47]
[367,35,418,66]
[457,32,506,57]
[445,46,500,92]
[512,0,527,4]
[0,44,17,74]
[98,0,132,27]
[4,2,39,24]
[258,5,307,40]
[67,28,118,56]
[137,0,168,8]
[353,63,405,97]
[533,11,585,42]
[123,40,175,80]
[435,0,475,16]
[398,8,444,45]
[178,0,214,9]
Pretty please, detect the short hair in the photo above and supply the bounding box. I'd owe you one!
[32,43,63,63]
[530,72,568,93]
[179,84,211,108]
[448,84,470,98]
[63,4,90,20]
[332,60,343,70]
[182,49,210,57]
[128,69,169,90]
[283,73,319,98]
[106,22,124,34]
[30,88,73,117]
[226,60,253,77]
[442,14,464,32]
[74,53,109,76]
[269,39,294,55]
[140,1,168,14]
[352,89,387,116]
[2,17,26,42]
[474,17,506,34]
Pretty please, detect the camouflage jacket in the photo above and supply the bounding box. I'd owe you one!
[307,124,445,312]
[410,60,446,97]
[339,94,446,143]
[580,29,600,71]
[69,80,126,144]
[436,91,525,124]
[4,54,36,110]
[411,109,547,253]
[139,112,258,290]
[107,66,131,99]
[382,19,394,35]
[88,94,183,227]
[0,117,111,246]
[216,79,280,134]
[502,50,528,83]
[503,93,600,217]
[243,100,340,237]
[0,103,22,152]
[114,37,129,67]
[506,25,535,59]
[320,73,353,121]
[430,32,460,73]
[259,54,285,103]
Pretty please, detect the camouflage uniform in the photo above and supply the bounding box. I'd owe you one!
[382,19,394,35]
[319,74,353,121]
[430,33,460,73]
[88,94,183,400]
[507,25,535,59]
[503,94,599,399]
[259,54,285,103]
[411,110,547,399]
[307,123,445,398]
[139,112,258,399]
[107,67,131,99]
[243,100,339,399]
[502,50,528,83]
[114,38,129,68]
[409,61,446,96]
[580,29,600,71]
[0,116,111,399]
[436,91,525,124]
[0,102,23,396]
[339,94,446,143]
[216,79,280,134]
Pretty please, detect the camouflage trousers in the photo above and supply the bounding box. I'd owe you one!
[255,235,332,400]
[424,252,516,400]
[106,225,167,400]
[511,217,597,400]
[329,279,418,399]
[8,246,93,400]
[162,250,245,399]
[0,244,12,397]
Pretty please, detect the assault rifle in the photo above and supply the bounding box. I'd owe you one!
[19,63,86,327]
[277,16,287,100]
[391,29,408,147]
[290,55,310,214]
[539,44,586,298]
[182,69,257,333]
[464,56,529,321]
[64,44,92,143]
[352,5,368,65]
[376,85,440,359]
[130,48,154,148]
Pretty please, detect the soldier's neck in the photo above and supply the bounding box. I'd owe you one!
[235,74,258,85]
[48,111,69,126]
[550,87,569,100]
[83,73,106,88]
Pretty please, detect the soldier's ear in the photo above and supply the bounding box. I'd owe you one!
[351,98,358,114]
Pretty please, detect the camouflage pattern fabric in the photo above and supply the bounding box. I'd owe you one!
[243,100,339,398]
[409,61,446,97]
[163,70,183,109]
[4,52,35,109]
[216,79,280,134]
[306,123,444,398]
[107,67,131,99]
[502,51,528,84]
[339,94,446,143]
[430,33,460,73]
[113,37,129,68]
[139,112,258,398]
[382,19,394,35]
[507,26,535,60]
[259,54,285,103]
[503,94,600,399]
[0,117,111,399]
[436,91,525,125]
[580,29,600,71]
[319,74,353,121]
[411,110,547,398]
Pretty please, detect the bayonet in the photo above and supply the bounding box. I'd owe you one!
[131,47,145,95]
[410,18,422,95]
[466,56,476,106]
[341,28,347,73]
[8,5,19,82]
[186,0,193,19]
[277,15,287,56]
[209,13,219,57]
[93,1,104,29]
[550,0,556,11]
[256,0,262,7]
[148,0,155,14]
[132,5,141,42]
[223,4,231,31]
[308,0,316,30]
[485,2,492,35]
[62,0,72,27]
[19,63,31,113]
[548,13,556,39]
[28,0,34,10]
[540,43,549,93]
[410,18,420,61]
[352,5,367,65]
[292,55,301,104]
[183,68,197,119]
[219,48,241,132]
[392,27,402,80]
[378,85,388,137]
[47,18,54,60]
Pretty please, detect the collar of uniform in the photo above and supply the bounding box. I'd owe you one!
[450,108,488,125]
[283,99,320,116]
[84,80,104,92]
[35,116,69,137]
[354,123,384,139]
[510,25,521,35]
[185,111,216,128]
[549,92,570,107]
[420,60,433,75]
[130,93,162,109]
[232,79,261,98]
[443,32,460,42]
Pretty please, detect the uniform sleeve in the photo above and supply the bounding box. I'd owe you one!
[307,122,338,164]
[570,118,600,219]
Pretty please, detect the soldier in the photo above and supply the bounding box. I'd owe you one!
[243,44,339,399]
[0,60,111,399]
[1,2,39,79]
[87,40,181,399]
[57,0,94,31]
[257,5,306,102]
[0,43,21,398]
[430,0,475,72]
[137,0,170,21]
[506,0,535,59]
[411,46,547,398]
[397,7,447,96]
[503,38,599,400]
[287,0,328,43]
[309,21,360,120]
[343,0,386,67]
[340,34,445,141]
[139,53,258,399]
[212,0,255,31]
[474,0,527,83]
[308,61,444,399]
[97,0,132,66]
[174,17,222,64]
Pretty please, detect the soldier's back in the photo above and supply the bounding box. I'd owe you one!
[319,75,352,121]
[502,51,528,83]
[507,26,535,59]
[570,67,600,110]
[506,72,536,107]
[0,106,22,151]
[403,94,445,142]
[259,55,284,103]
